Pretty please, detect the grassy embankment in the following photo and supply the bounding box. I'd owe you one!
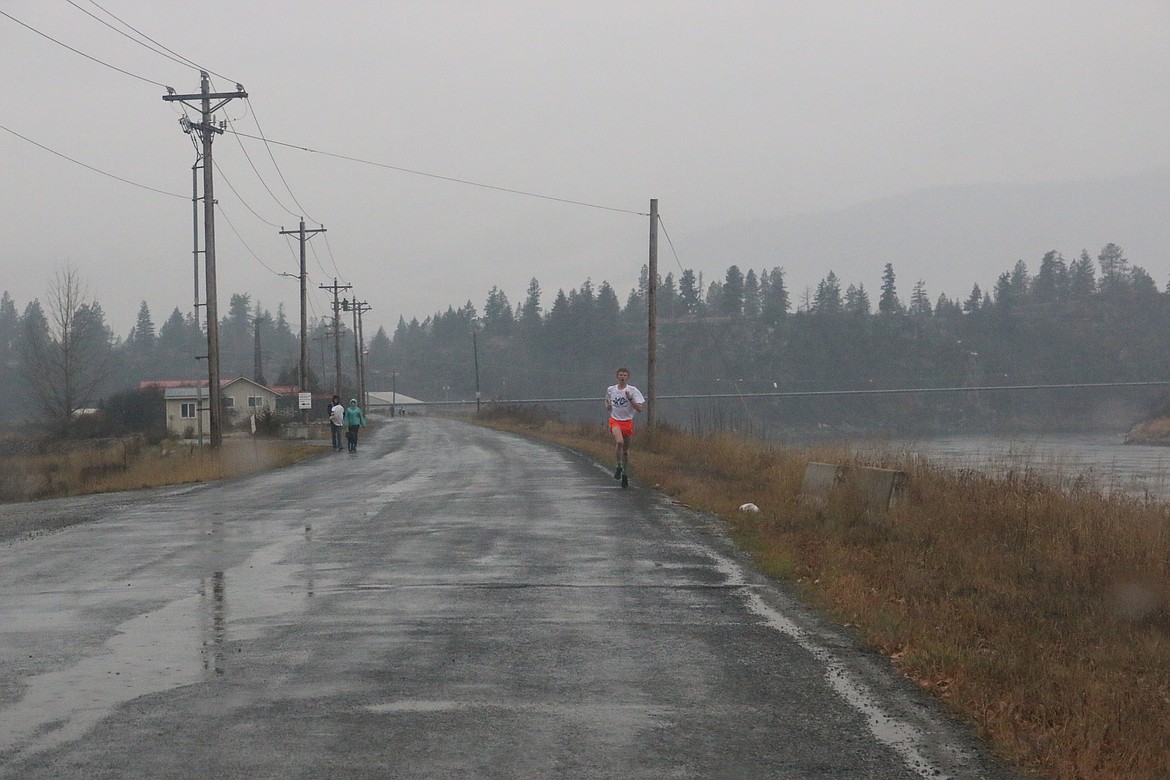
[0,435,322,503]
[478,407,1170,780]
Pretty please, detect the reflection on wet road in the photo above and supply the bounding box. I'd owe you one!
[0,418,1013,779]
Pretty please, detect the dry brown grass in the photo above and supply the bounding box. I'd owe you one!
[480,413,1170,780]
[0,437,320,502]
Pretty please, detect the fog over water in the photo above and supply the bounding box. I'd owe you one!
[865,433,1170,501]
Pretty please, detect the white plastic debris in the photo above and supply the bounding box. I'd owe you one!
[738,503,760,513]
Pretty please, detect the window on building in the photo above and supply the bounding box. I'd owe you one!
[222,397,235,408]
[248,395,264,408]
[181,402,196,419]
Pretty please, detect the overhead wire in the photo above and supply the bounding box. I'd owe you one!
[656,215,688,276]
[308,241,334,279]
[16,1,658,341]
[215,203,285,278]
[244,99,319,223]
[49,0,333,285]
[0,8,170,88]
[321,232,344,281]
[222,129,648,216]
[80,0,238,84]
[64,0,194,73]
[211,159,283,228]
[223,109,302,221]
[0,121,185,199]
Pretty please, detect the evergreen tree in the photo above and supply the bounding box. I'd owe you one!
[706,281,723,310]
[993,271,1017,310]
[1068,250,1097,299]
[518,277,543,341]
[878,263,903,315]
[157,307,201,379]
[760,267,789,326]
[1097,243,1130,293]
[482,286,514,338]
[934,293,963,319]
[678,269,701,315]
[658,272,680,320]
[812,271,842,314]
[963,283,983,313]
[909,280,932,317]
[0,293,21,421]
[743,269,761,318]
[721,265,745,317]
[129,301,157,346]
[1032,250,1068,303]
[844,283,871,316]
[1009,260,1030,299]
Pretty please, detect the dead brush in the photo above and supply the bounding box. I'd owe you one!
[0,438,319,502]
[479,411,1170,780]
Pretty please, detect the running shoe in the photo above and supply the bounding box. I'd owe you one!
[621,471,629,489]
[614,465,623,480]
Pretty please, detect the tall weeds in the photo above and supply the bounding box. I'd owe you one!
[482,415,1170,780]
[0,438,317,502]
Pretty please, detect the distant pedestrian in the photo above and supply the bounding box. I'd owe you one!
[344,398,366,452]
[605,367,644,488]
[329,395,345,451]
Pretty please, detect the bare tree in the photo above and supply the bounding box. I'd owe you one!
[20,264,113,433]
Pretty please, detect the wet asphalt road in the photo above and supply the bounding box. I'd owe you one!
[0,418,1015,779]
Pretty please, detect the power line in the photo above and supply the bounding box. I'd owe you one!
[0,8,170,89]
[656,215,688,275]
[211,158,283,227]
[224,114,301,220]
[215,203,285,277]
[64,0,193,73]
[81,0,238,84]
[244,98,318,223]
[222,128,648,216]
[0,121,185,199]
[322,231,345,281]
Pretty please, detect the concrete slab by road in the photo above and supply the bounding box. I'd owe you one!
[0,418,1015,778]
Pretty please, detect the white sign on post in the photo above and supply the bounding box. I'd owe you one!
[298,392,313,410]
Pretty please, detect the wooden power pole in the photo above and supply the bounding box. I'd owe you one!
[164,73,247,448]
[320,279,351,399]
[647,198,658,435]
[280,220,325,422]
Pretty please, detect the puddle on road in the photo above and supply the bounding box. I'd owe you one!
[0,532,316,760]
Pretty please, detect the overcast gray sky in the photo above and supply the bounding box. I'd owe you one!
[3,0,1168,337]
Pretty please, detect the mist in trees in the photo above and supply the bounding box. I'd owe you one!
[3,242,1167,436]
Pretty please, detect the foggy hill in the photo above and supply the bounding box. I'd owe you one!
[684,169,1170,301]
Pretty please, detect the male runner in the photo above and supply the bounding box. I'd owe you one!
[605,367,645,488]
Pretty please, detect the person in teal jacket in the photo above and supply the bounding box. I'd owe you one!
[344,398,366,452]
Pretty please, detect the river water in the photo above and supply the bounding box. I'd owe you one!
[853,432,1170,501]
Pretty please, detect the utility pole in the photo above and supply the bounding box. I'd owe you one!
[472,329,481,413]
[391,370,398,417]
[346,297,360,406]
[253,312,266,386]
[356,300,371,409]
[190,156,205,447]
[164,73,247,448]
[313,333,331,393]
[343,298,372,408]
[647,198,658,435]
[280,220,325,422]
[320,279,351,398]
